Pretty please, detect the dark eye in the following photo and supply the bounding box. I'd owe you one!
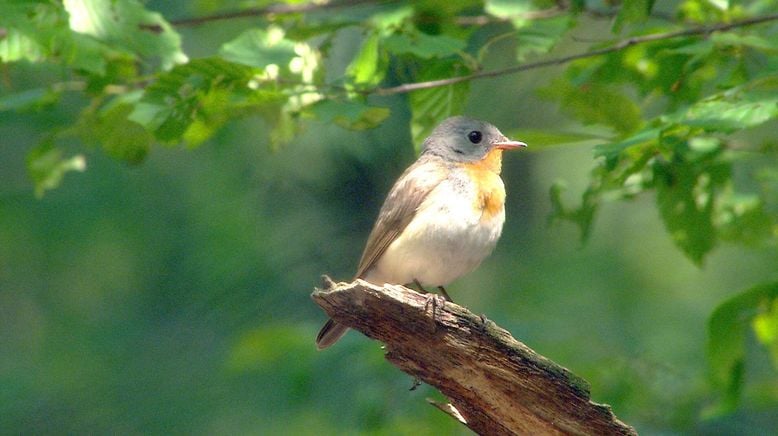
[467,130,482,144]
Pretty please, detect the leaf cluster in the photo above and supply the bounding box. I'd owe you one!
[2,0,778,420]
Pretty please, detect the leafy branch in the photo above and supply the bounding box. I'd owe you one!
[372,12,778,96]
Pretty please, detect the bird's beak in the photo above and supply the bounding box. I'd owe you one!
[492,139,527,150]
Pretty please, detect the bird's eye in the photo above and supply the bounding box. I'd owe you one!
[467,130,482,144]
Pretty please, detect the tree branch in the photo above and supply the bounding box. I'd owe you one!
[311,277,637,435]
[170,0,385,27]
[372,12,778,96]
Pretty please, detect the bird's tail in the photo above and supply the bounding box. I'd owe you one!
[315,318,349,350]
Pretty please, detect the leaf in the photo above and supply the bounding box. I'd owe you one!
[541,79,643,135]
[653,154,726,265]
[26,143,87,198]
[548,180,599,242]
[345,31,387,87]
[219,28,297,70]
[752,299,778,367]
[308,100,390,130]
[408,59,470,152]
[383,31,466,59]
[0,31,45,63]
[716,193,773,245]
[128,58,260,144]
[668,90,778,133]
[515,15,572,61]
[62,0,186,69]
[0,87,60,111]
[0,1,109,74]
[484,0,535,24]
[78,94,152,164]
[508,129,605,149]
[594,127,660,163]
[707,282,778,415]
[612,0,655,33]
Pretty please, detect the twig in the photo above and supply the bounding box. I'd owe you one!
[312,278,637,435]
[373,12,778,96]
[170,0,387,27]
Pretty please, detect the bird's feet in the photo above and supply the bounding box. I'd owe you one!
[423,292,448,333]
[437,286,454,302]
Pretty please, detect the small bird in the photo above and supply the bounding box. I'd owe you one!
[316,116,526,349]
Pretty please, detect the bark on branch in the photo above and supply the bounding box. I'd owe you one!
[311,277,637,436]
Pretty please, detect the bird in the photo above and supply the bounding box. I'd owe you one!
[316,116,526,349]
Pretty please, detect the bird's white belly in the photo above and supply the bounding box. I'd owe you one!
[363,179,505,286]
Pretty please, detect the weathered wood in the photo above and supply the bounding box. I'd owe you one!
[311,277,637,436]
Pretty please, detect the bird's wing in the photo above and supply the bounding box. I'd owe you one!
[355,157,448,279]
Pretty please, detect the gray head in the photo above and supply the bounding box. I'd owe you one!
[421,116,526,163]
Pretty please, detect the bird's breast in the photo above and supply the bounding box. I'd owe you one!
[462,156,507,222]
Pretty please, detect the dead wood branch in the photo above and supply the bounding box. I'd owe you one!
[311,278,637,435]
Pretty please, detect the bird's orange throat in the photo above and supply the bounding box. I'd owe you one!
[463,148,506,220]
[477,147,504,174]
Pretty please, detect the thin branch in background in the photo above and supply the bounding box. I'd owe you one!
[170,0,388,27]
[372,12,778,96]
[455,5,567,26]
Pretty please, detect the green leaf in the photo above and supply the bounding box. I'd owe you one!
[668,89,778,133]
[654,154,725,265]
[128,58,260,144]
[0,31,45,63]
[541,79,643,135]
[612,0,655,33]
[594,127,660,162]
[707,282,778,415]
[0,1,109,74]
[308,100,390,130]
[408,59,470,152]
[78,95,152,164]
[345,31,387,87]
[383,32,466,59]
[515,15,572,61]
[219,28,297,70]
[484,0,535,24]
[508,129,604,149]
[752,299,778,367]
[710,32,778,51]
[548,180,599,242]
[0,87,60,111]
[62,0,186,69]
[26,143,87,198]
[716,193,773,245]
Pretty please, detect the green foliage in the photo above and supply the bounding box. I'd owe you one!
[2,0,778,431]
[707,282,778,414]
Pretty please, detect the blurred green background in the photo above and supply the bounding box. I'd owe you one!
[2,2,777,435]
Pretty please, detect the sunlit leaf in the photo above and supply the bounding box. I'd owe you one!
[62,0,186,69]
[26,143,87,198]
[668,89,778,133]
[345,31,387,87]
[707,282,778,415]
[128,58,258,144]
[219,28,297,70]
